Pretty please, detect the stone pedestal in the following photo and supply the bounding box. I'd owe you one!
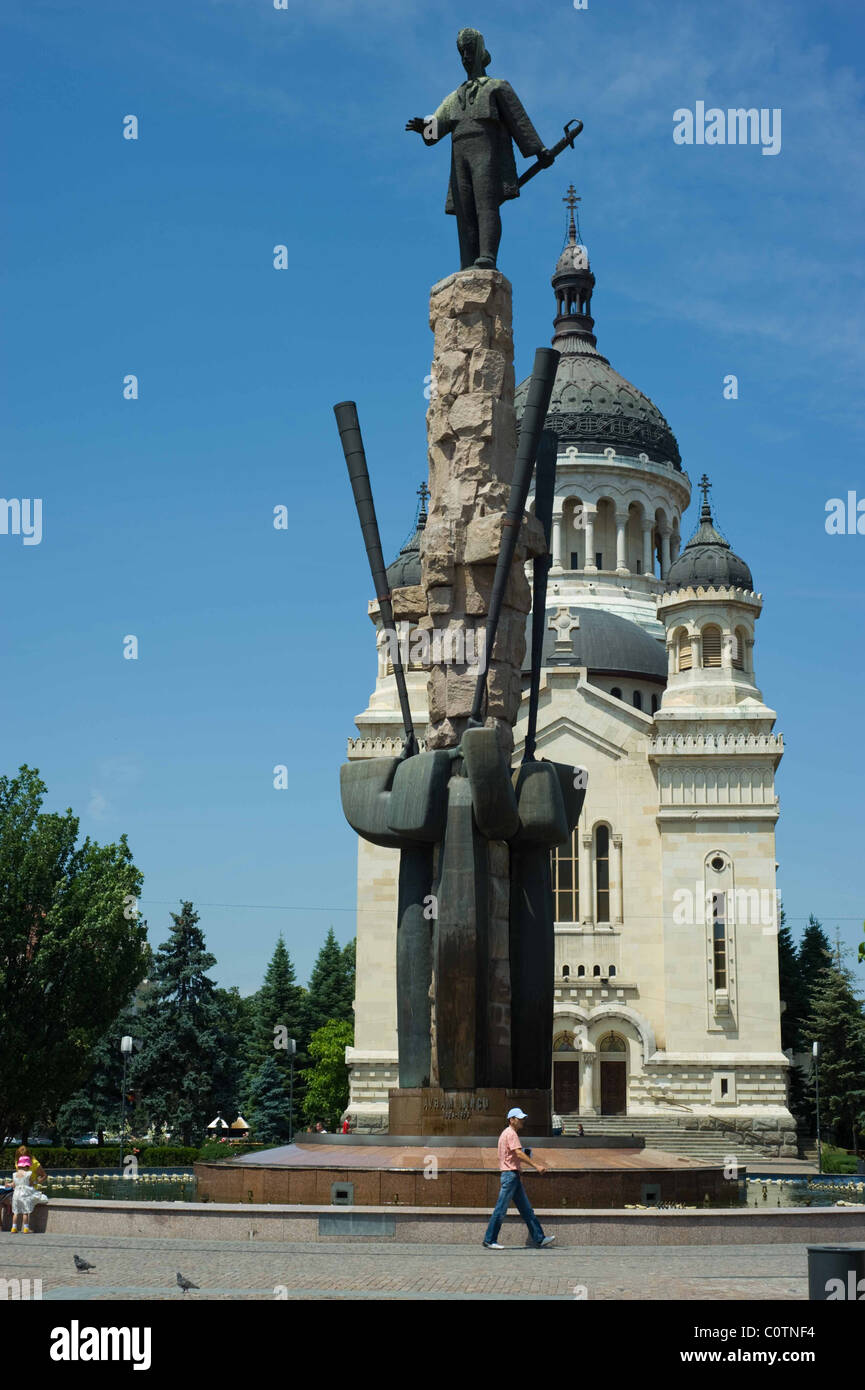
[420,269,544,757]
[389,1087,552,1138]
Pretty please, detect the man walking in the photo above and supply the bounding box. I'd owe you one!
[483,1107,556,1249]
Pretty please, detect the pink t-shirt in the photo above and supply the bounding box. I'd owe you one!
[498,1125,522,1172]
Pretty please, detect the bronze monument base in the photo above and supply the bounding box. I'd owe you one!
[388,1087,551,1137]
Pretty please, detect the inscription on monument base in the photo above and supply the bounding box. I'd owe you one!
[389,1087,551,1137]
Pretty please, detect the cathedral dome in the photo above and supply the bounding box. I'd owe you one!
[515,190,681,468]
[385,485,428,590]
[524,606,667,680]
[666,479,753,591]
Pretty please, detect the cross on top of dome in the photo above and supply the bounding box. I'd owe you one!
[698,473,713,518]
[563,183,582,244]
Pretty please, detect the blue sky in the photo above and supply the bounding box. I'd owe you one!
[1,0,863,992]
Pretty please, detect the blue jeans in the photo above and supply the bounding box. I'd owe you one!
[484,1171,545,1245]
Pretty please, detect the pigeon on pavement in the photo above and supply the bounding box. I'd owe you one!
[176,1271,199,1293]
[73,1254,95,1273]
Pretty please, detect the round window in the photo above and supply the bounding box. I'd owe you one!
[711,856,725,873]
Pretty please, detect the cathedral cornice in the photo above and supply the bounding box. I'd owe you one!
[658,584,762,610]
[649,732,783,757]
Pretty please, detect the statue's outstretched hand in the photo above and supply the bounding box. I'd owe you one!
[406,117,426,134]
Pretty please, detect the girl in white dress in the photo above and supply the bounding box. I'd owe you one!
[10,1157,47,1234]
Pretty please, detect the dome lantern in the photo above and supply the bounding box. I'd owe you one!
[515,192,682,468]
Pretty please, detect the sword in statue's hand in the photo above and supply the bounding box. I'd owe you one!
[518,119,583,187]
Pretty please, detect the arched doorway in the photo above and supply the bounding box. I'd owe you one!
[552,1031,580,1114]
[598,1032,627,1115]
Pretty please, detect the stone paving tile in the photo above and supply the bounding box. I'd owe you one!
[0,1231,811,1300]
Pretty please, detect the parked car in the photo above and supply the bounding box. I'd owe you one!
[72,1134,100,1146]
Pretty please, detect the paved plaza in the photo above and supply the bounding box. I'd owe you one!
[1,1231,812,1300]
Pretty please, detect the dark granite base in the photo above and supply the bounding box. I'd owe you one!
[389,1086,551,1137]
[193,1135,742,1209]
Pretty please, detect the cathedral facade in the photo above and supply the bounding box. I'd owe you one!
[343,203,795,1156]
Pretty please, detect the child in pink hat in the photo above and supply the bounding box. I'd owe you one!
[10,1156,47,1234]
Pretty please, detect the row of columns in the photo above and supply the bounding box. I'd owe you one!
[669,628,755,675]
[549,507,680,578]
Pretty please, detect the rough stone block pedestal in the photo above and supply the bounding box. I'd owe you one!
[420,268,545,758]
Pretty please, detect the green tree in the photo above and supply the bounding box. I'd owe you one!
[777,906,807,1052]
[805,952,865,1151]
[797,915,833,1044]
[247,1055,292,1146]
[211,985,253,1124]
[131,902,235,1146]
[302,1019,354,1129]
[245,936,307,1132]
[0,766,149,1142]
[304,928,355,1038]
[249,936,305,1069]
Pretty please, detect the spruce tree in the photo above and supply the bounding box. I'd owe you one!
[777,907,807,1051]
[250,936,305,1070]
[132,902,234,1147]
[804,952,865,1152]
[305,927,354,1036]
[247,1055,292,1146]
[794,914,834,1052]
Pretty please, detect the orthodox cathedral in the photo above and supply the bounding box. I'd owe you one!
[343,194,796,1158]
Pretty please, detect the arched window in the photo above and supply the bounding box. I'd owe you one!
[609,965,616,977]
[633,690,642,710]
[611,686,622,701]
[677,629,692,671]
[595,824,610,922]
[712,891,727,990]
[651,694,659,714]
[702,624,722,668]
[599,1032,626,1053]
[592,964,601,977]
[733,626,746,671]
[551,827,579,923]
[562,964,570,978]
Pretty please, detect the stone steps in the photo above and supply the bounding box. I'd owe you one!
[559,1115,799,1161]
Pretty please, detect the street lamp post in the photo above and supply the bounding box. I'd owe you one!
[812,1040,821,1176]
[287,1038,297,1144]
[119,1035,133,1173]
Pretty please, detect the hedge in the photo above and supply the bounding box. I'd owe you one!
[1,1146,200,1170]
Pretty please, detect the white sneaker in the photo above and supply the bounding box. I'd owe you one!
[539,1235,556,1248]
[483,1241,505,1249]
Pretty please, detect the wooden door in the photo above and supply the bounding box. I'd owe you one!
[553,1062,580,1114]
[600,1060,626,1115]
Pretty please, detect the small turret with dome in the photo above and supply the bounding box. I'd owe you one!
[385,482,428,590]
[666,474,753,591]
[657,477,765,712]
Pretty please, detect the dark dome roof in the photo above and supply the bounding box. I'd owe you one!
[524,606,667,680]
[515,225,681,467]
[386,510,426,589]
[667,497,753,590]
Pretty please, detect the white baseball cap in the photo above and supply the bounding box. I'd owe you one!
[507,1107,528,1119]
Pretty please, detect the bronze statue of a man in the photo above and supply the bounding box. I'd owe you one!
[406,28,553,270]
